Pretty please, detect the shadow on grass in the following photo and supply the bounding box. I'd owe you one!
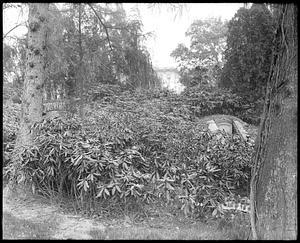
[2,212,55,239]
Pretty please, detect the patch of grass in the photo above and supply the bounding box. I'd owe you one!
[2,212,55,239]
[217,213,251,240]
[89,219,227,240]
[88,205,250,240]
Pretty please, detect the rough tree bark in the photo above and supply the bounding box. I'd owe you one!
[15,3,49,148]
[250,4,297,240]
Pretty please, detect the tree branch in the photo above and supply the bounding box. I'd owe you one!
[3,3,22,10]
[3,22,26,40]
[87,3,113,52]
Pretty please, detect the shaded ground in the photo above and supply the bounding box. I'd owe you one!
[2,185,230,240]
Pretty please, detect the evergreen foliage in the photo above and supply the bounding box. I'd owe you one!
[220,4,275,110]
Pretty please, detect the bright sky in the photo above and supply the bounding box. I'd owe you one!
[3,5,28,42]
[123,3,244,69]
[3,3,244,69]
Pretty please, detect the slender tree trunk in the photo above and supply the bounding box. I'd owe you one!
[250,4,297,240]
[15,3,49,148]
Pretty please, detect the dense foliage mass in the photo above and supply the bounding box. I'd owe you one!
[180,85,259,124]
[220,4,274,95]
[44,3,161,100]
[3,100,21,169]
[4,89,255,219]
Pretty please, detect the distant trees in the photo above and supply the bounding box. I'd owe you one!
[3,3,27,92]
[2,3,160,118]
[172,4,275,124]
[3,3,162,121]
[171,17,227,87]
[220,4,275,107]
[41,3,160,110]
[3,37,26,90]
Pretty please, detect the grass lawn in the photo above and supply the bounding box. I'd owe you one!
[88,205,250,240]
[2,212,55,239]
[88,211,229,240]
[89,224,226,240]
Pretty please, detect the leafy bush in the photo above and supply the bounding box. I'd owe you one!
[89,85,259,125]
[178,85,261,125]
[181,85,242,117]
[4,112,254,219]
[4,88,254,218]
[4,116,156,211]
[87,83,124,102]
[3,101,21,169]
[3,102,20,143]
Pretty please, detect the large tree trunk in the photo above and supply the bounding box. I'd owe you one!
[250,4,297,240]
[15,3,49,148]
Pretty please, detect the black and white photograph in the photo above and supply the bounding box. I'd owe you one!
[3,2,297,240]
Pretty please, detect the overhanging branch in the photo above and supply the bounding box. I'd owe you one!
[87,3,113,52]
[3,22,26,40]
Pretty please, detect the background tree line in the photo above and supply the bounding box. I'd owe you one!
[171,3,275,125]
[3,3,161,111]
